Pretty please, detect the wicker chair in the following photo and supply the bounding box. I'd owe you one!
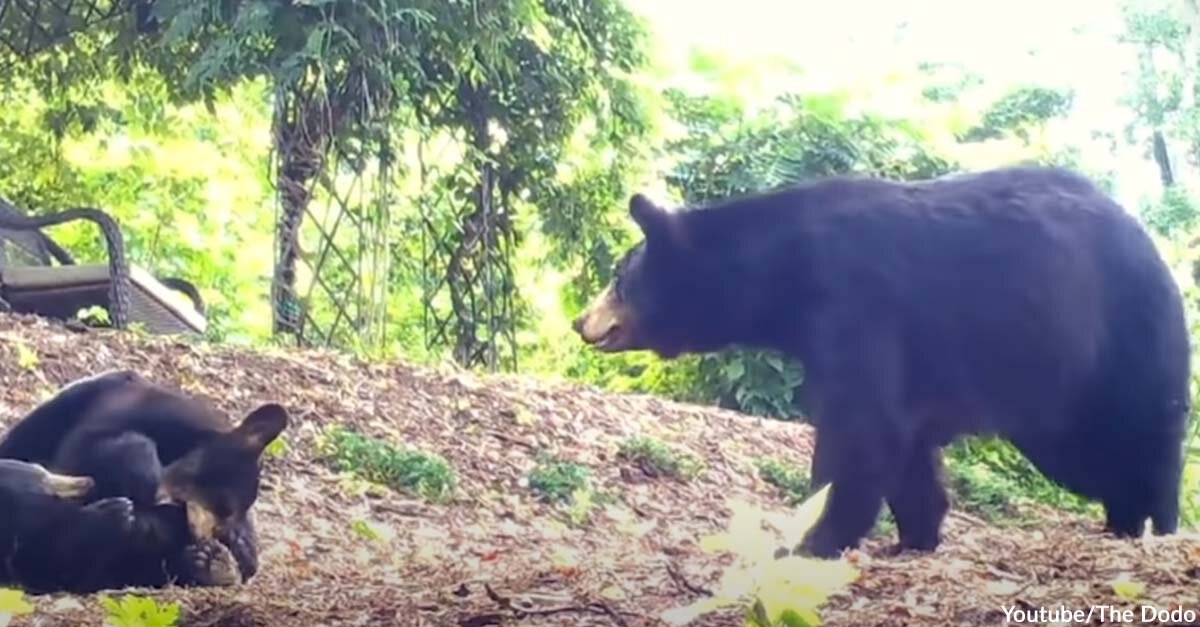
[0,199,207,335]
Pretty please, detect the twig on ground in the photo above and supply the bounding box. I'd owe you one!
[666,562,713,597]
[482,583,629,627]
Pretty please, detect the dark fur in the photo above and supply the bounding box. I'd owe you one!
[576,165,1191,557]
[0,370,287,589]
[0,459,143,593]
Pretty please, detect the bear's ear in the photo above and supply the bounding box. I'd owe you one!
[229,403,289,456]
[630,193,692,249]
[630,193,672,240]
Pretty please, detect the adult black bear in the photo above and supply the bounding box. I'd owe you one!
[0,459,141,592]
[573,165,1192,558]
[0,369,288,588]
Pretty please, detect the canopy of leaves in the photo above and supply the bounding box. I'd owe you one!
[961,86,1074,142]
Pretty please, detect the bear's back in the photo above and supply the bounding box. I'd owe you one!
[714,166,1177,429]
[53,383,231,471]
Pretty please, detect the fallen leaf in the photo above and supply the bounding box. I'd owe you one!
[1110,574,1145,600]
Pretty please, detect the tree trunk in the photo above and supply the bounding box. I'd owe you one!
[1153,130,1175,188]
[271,86,331,338]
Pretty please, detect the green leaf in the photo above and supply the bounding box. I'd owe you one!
[265,436,289,459]
[779,607,821,627]
[725,359,746,381]
[101,594,180,627]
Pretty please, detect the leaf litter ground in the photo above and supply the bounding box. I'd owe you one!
[1,314,1200,626]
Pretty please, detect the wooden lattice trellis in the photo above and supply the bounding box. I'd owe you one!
[273,149,392,350]
[270,81,393,352]
[417,140,519,372]
[0,4,522,366]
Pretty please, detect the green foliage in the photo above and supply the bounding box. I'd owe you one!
[0,0,656,360]
[349,518,396,544]
[755,458,812,506]
[1120,0,1190,128]
[1144,185,1199,237]
[74,305,112,327]
[754,445,1094,530]
[317,426,457,503]
[698,351,805,419]
[524,453,605,524]
[962,86,1074,142]
[100,595,181,627]
[527,456,592,504]
[0,76,277,344]
[917,61,986,103]
[944,437,1098,523]
[264,435,289,459]
[617,436,705,480]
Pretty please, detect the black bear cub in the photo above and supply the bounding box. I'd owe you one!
[574,165,1191,558]
[0,459,140,592]
[0,369,289,591]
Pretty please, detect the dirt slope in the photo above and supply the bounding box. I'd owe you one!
[1,313,1199,627]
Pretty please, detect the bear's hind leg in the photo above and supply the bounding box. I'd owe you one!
[16,496,137,593]
[886,444,949,552]
[0,460,92,499]
[1102,427,1183,538]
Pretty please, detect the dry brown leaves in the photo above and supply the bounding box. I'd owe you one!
[1,313,1199,626]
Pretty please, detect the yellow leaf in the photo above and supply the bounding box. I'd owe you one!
[786,484,832,539]
[0,588,33,615]
[757,580,827,623]
[700,499,781,561]
[1111,574,1145,601]
[712,563,756,599]
[14,343,38,371]
[669,494,856,627]
[599,585,626,601]
[699,531,736,554]
[514,409,539,426]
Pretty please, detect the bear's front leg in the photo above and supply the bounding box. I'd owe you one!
[66,431,164,506]
[217,510,259,581]
[171,538,242,587]
[799,425,893,558]
[795,312,907,558]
